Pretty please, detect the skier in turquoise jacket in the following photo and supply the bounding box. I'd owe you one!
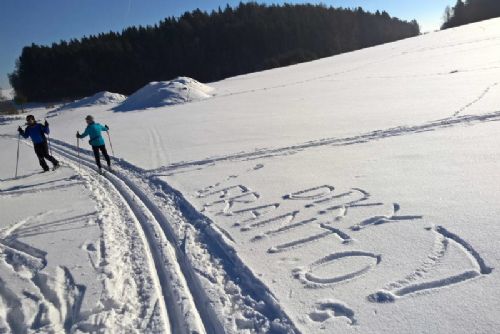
[76,115,111,173]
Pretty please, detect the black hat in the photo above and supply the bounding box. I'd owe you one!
[26,115,35,121]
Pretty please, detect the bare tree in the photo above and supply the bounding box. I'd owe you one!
[0,87,18,114]
[14,94,27,113]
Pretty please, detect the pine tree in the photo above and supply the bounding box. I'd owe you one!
[442,0,500,29]
[9,3,421,102]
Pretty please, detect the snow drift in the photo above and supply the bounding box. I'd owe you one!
[61,91,126,110]
[114,77,214,112]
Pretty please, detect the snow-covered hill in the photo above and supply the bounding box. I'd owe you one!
[1,18,500,333]
[60,91,127,110]
[115,77,214,112]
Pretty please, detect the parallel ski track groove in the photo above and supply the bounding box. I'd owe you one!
[51,138,300,334]
[50,142,216,334]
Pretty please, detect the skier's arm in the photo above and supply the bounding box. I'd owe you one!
[42,120,50,135]
[19,127,29,138]
[99,124,109,131]
[79,127,89,138]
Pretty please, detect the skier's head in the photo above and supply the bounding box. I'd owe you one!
[26,115,35,125]
[85,115,94,124]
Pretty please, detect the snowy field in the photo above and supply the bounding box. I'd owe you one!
[1,18,500,333]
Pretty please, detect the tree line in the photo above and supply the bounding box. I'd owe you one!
[442,0,500,29]
[10,2,420,102]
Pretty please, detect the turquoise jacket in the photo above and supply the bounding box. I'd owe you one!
[78,122,108,146]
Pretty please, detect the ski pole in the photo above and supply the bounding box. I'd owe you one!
[45,119,52,155]
[15,133,20,178]
[77,137,81,172]
[47,133,52,156]
[106,130,115,157]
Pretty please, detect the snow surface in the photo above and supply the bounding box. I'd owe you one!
[59,91,126,110]
[0,138,168,332]
[114,77,215,112]
[2,18,500,334]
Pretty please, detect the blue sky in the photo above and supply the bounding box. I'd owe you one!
[0,0,456,90]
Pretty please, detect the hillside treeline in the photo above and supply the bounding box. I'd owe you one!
[10,3,420,102]
[442,0,500,29]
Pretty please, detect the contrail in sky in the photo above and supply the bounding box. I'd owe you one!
[125,0,132,21]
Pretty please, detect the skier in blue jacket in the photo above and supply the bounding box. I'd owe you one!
[76,115,111,173]
[18,115,59,172]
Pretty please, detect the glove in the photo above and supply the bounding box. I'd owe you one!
[17,126,23,134]
[104,125,109,130]
[76,131,80,138]
[44,120,49,127]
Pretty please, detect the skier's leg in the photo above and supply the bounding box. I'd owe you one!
[92,146,102,169]
[34,144,49,171]
[42,141,59,166]
[100,145,111,167]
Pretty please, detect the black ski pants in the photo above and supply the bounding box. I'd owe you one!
[92,145,110,169]
[34,141,58,171]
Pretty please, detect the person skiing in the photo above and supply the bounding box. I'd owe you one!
[18,115,60,172]
[76,115,112,173]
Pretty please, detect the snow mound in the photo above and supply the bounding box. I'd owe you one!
[114,77,214,112]
[62,91,126,110]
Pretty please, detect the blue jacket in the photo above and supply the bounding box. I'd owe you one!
[22,123,49,144]
[78,122,107,146]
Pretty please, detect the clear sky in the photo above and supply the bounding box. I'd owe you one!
[0,0,456,90]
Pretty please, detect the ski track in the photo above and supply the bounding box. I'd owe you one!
[0,175,83,198]
[2,24,500,333]
[148,126,170,168]
[50,143,206,334]
[7,95,497,331]
[1,135,172,333]
[49,139,300,334]
[358,64,500,81]
[150,109,500,175]
[147,128,159,168]
[75,167,167,333]
[214,35,500,100]
[213,52,403,99]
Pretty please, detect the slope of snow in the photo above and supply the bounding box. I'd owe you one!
[2,17,500,334]
[114,77,214,112]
